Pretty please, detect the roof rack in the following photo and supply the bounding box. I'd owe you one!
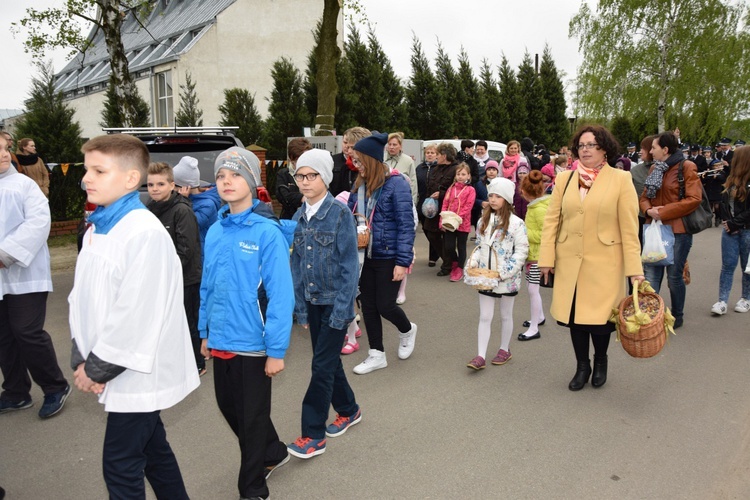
[103,126,240,135]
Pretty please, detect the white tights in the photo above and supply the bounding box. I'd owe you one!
[477,294,515,359]
[522,283,544,335]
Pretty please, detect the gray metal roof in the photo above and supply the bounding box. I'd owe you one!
[56,0,236,95]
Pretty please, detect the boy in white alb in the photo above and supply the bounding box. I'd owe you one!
[69,134,199,499]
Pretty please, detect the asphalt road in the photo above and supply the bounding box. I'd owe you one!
[1,227,749,499]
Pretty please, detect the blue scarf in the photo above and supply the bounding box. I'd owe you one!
[88,191,146,235]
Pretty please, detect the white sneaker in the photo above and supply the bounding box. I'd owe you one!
[353,349,387,375]
[735,298,750,313]
[398,322,417,360]
[711,301,728,315]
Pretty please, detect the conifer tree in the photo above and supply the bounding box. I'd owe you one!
[538,46,569,150]
[100,75,150,128]
[367,28,406,132]
[457,49,489,140]
[517,51,546,145]
[219,88,264,147]
[264,57,310,158]
[434,42,460,137]
[404,36,446,139]
[479,59,510,142]
[175,71,204,127]
[497,55,527,140]
[15,62,84,163]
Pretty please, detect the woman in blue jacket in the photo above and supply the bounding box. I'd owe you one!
[348,133,417,375]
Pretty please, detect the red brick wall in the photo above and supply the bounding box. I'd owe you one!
[50,219,80,236]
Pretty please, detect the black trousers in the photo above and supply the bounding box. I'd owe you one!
[359,258,411,352]
[183,283,204,371]
[102,411,189,500]
[0,292,67,402]
[302,304,358,439]
[424,229,449,273]
[213,356,287,499]
[443,230,469,268]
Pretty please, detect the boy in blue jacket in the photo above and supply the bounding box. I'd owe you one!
[199,147,295,500]
[287,149,361,459]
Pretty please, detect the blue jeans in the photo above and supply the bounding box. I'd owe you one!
[644,232,693,320]
[719,229,750,302]
[302,303,358,439]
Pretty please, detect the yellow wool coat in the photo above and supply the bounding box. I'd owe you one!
[538,167,643,325]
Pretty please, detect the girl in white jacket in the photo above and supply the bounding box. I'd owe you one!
[465,178,528,370]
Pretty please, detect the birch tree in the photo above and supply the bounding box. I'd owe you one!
[570,0,749,136]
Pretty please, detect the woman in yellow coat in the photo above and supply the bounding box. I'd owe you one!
[539,125,644,391]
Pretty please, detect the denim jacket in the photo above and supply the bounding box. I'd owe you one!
[291,193,359,330]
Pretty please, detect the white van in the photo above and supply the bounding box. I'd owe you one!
[422,139,507,162]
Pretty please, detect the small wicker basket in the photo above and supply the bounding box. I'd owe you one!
[464,245,501,290]
[617,281,667,358]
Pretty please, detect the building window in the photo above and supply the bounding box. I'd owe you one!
[155,70,174,127]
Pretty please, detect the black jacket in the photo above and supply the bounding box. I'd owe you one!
[720,181,750,231]
[147,192,202,286]
[415,161,435,221]
[276,168,303,219]
[330,152,359,197]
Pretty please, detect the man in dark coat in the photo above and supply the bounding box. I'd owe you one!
[521,137,541,170]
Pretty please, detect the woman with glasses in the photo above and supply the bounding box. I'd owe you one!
[15,138,50,198]
[539,125,644,391]
[346,133,417,375]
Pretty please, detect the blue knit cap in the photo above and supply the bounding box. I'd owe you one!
[353,132,388,162]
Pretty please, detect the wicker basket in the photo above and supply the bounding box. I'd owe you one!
[617,282,667,358]
[464,245,500,290]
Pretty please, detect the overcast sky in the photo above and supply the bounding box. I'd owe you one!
[1,0,585,113]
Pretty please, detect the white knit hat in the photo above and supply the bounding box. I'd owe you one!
[295,148,333,187]
[487,177,515,205]
[173,156,201,188]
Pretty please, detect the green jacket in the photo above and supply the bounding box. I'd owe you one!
[524,194,551,261]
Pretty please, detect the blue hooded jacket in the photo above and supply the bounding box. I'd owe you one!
[190,186,222,250]
[198,200,295,359]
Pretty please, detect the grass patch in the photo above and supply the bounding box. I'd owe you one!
[48,234,78,247]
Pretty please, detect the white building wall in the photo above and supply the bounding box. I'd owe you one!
[70,77,154,139]
[67,0,343,138]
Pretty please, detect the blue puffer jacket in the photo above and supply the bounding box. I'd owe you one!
[190,186,222,250]
[198,200,295,359]
[348,174,415,267]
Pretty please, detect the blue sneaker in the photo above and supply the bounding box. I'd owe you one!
[325,407,362,437]
[0,398,33,414]
[38,385,71,419]
[287,436,326,459]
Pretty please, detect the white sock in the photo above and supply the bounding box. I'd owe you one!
[499,296,515,352]
[397,275,407,299]
[521,283,543,337]
[477,294,495,359]
[346,319,358,344]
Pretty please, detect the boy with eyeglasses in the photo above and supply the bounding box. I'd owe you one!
[287,149,361,459]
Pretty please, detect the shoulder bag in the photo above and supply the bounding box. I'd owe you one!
[677,160,713,234]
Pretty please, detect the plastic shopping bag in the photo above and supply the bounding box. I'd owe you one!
[641,221,674,266]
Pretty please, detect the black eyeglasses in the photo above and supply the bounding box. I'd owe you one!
[293,172,321,182]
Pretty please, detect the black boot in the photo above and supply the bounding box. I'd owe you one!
[568,360,591,391]
[591,355,608,388]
